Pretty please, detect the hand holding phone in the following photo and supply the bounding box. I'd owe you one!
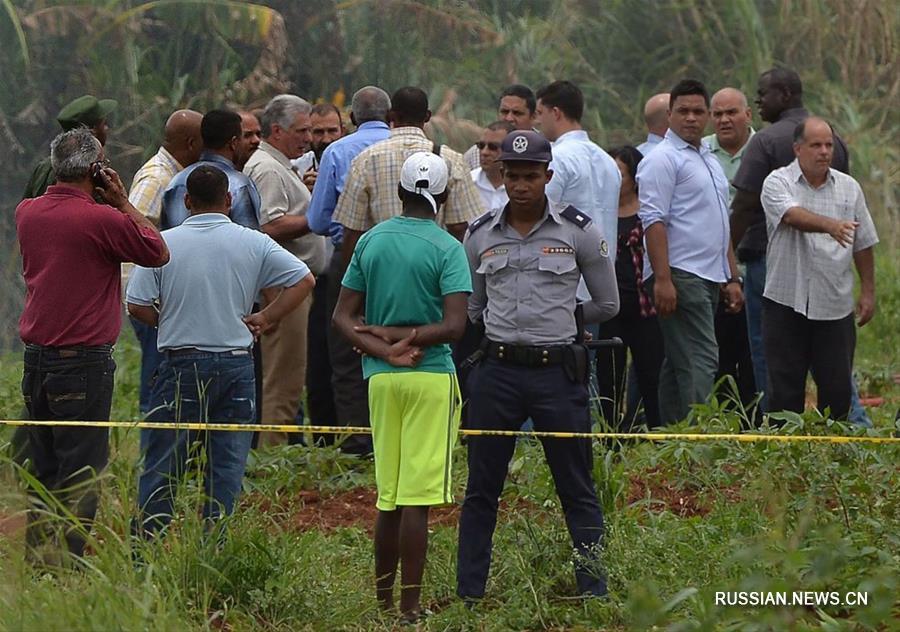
[91,162,107,188]
[92,165,129,210]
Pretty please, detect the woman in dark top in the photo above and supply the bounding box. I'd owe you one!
[596,146,664,430]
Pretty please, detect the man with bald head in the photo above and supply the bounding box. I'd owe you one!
[703,88,756,409]
[637,93,670,155]
[129,110,203,226]
[127,108,203,413]
[704,88,753,202]
[760,117,877,420]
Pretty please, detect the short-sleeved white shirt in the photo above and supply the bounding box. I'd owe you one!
[761,160,878,320]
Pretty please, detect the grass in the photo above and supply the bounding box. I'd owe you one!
[0,257,897,630]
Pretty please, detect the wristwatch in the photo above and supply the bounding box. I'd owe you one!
[725,276,744,287]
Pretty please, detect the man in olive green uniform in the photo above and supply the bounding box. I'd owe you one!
[22,95,117,199]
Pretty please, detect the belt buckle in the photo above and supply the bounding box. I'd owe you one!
[58,349,79,358]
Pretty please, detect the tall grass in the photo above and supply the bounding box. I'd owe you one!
[0,308,898,629]
[1,422,897,630]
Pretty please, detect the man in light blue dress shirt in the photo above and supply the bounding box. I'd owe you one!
[160,110,261,230]
[306,85,392,455]
[307,86,392,247]
[535,80,621,244]
[636,80,744,425]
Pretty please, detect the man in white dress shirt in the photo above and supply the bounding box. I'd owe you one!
[469,120,514,212]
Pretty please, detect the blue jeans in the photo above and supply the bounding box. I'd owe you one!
[130,317,164,415]
[743,257,768,411]
[849,376,872,427]
[136,351,255,536]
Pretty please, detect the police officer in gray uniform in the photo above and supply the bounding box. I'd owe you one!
[457,130,619,600]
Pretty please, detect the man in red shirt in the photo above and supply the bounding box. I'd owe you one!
[16,128,168,565]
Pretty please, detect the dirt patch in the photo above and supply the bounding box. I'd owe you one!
[243,489,458,535]
[0,511,26,539]
[242,488,540,535]
[626,468,742,518]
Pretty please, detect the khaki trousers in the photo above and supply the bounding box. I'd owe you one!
[259,296,311,446]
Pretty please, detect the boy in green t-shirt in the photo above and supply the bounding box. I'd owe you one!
[333,152,472,622]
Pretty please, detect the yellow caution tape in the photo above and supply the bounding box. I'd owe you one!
[1,419,898,444]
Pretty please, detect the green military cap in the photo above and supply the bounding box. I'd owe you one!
[56,95,117,131]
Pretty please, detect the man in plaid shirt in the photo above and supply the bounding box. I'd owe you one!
[330,86,482,454]
[333,86,484,263]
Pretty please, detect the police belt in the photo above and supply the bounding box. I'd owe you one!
[485,341,567,367]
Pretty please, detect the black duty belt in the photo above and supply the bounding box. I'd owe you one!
[485,342,566,367]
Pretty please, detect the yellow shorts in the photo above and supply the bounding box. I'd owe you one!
[367,372,461,511]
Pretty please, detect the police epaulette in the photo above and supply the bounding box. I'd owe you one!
[467,210,495,234]
[560,205,592,230]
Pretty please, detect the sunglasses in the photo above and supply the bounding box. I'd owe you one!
[476,141,501,151]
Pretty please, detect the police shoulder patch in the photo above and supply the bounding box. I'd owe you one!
[467,210,496,234]
[559,205,592,230]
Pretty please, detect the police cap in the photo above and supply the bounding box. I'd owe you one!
[498,130,552,163]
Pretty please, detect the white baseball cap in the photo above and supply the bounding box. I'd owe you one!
[399,151,449,214]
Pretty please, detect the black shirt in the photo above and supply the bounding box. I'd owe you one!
[615,214,640,309]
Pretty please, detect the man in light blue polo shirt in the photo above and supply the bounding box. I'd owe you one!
[127,165,314,537]
[636,79,744,425]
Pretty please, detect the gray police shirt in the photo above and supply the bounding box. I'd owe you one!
[126,214,310,352]
[464,202,619,346]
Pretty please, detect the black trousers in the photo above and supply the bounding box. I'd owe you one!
[457,357,606,599]
[714,300,757,408]
[21,345,115,561]
[326,249,372,454]
[595,303,664,430]
[762,298,855,420]
[306,270,338,445]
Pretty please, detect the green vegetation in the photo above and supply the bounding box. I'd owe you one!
[1,0,898,348]
[0,258,897,630]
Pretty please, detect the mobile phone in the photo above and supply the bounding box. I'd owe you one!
[91,162,105,188]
